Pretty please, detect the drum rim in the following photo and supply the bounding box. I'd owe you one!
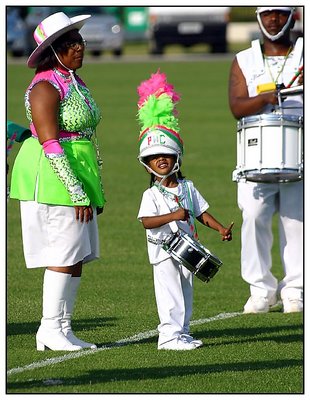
[235,168,303,183]
[175,231,213,257]
[240,168,302,174]
[238,113,303,128]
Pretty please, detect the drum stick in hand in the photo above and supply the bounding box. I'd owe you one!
[228,222,234,232]
[286,65,303,88]
[222,222,234,241]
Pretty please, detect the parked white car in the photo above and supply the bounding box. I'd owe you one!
[148,6,231,54]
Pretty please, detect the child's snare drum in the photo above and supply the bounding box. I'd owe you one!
[233,113,303,183]
[163,231,223,283]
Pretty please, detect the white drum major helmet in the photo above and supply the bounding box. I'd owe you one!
[256,7,295,41]
[136,70,184,180]
[138,126,184,178]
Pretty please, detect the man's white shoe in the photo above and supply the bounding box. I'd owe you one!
[243,295,276,314]
[158,337,196,350]
[180,334,203,348]
[283,299,303,313]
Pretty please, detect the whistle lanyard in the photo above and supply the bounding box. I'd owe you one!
[264,46,292,84]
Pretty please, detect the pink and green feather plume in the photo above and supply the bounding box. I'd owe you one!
[137,70,181,134]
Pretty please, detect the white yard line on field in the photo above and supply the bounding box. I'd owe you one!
[7,312,242,377]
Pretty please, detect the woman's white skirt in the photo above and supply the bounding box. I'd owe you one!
[20,201,100,268]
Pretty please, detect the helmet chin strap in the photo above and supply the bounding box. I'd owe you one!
[257,11,294,41]
[50,45,86,100]
[139,153,181,187]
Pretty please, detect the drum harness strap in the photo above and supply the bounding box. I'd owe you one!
[147,180,199,246]
[147,236,166,246]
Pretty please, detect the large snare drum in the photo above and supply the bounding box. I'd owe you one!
[233,113,303,183]
[163,231,223,283]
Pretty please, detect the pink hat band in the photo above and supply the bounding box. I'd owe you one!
[33,22,49,46]
[33,12,88,45]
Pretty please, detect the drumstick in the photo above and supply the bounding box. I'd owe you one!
[286,65,303,88]
[222,222,234,241]
[228,222,234,231]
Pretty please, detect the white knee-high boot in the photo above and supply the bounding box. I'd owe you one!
[36,270,82,351]
[61,276,97,349]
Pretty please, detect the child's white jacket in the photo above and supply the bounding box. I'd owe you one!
[137,179,209,264]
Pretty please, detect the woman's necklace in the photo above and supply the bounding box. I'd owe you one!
[264,46,292,84]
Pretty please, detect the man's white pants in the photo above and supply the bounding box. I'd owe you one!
[238,180,303,301]
[153,257,193,346]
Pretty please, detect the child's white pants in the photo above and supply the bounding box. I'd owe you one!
[153,257,193,346]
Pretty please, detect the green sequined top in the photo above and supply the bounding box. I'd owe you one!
[10,68,106,207]
[25,67,102,138]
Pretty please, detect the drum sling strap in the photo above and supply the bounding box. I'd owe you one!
[147,181,199,245]
[146,185,178,245]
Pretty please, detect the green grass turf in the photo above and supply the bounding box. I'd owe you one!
[6,60,303,394]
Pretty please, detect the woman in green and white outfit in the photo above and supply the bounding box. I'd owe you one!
[10,12,106,351]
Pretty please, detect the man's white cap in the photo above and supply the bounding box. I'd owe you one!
[256,7,295,14]
[256,7,295,41]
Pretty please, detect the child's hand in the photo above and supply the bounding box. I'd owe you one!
[173,207,190,222]
[219,222,234,241]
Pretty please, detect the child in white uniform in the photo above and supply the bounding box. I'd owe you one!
[136,71,233,350]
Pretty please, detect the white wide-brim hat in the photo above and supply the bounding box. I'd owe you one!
[27,11,91,68]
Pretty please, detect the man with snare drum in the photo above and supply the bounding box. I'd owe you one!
[228,6,303,313]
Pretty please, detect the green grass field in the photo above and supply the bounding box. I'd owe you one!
[6,59,303,394]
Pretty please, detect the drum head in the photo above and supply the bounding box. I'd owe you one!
[238,113,302,129]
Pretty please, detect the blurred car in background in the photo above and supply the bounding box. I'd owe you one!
[7,6,124,58]
[7,7,30,57]
[54,6,124,57]
[79,8,124,56]
[148,6,231,54]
